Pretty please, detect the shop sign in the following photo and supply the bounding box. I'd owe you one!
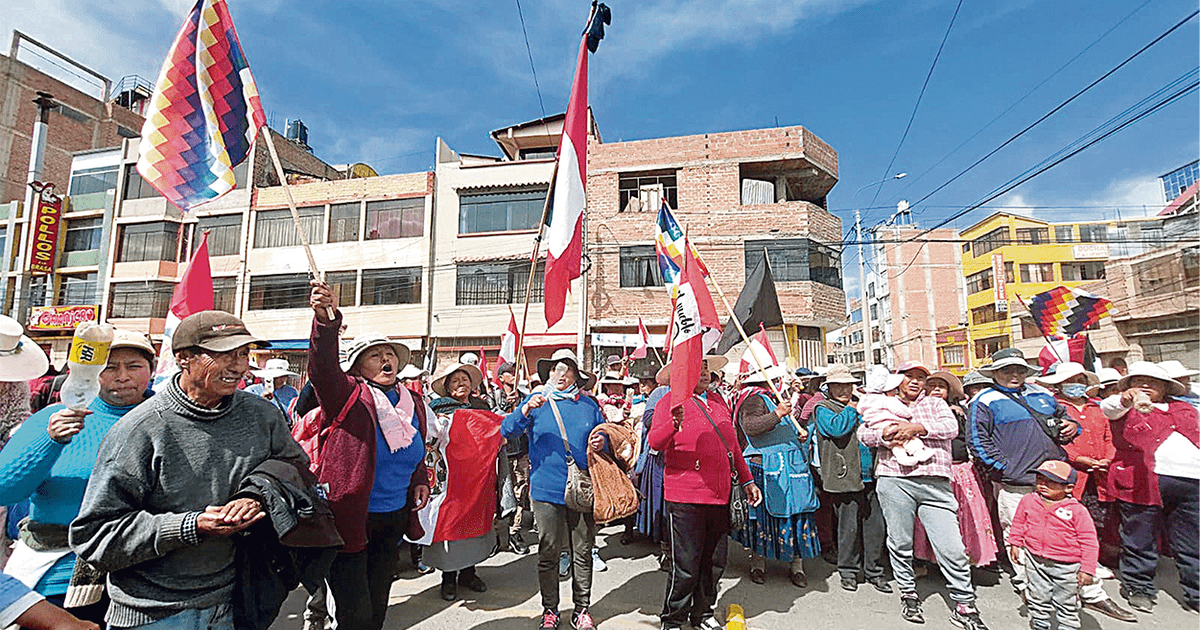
[992,253,1007,311]
[28,305,99,331]
[1073,244,1109,259]
[28,182,63,275]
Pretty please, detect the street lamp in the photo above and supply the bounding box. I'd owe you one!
[850,173,905,369]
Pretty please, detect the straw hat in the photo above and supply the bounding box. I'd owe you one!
[1158,360,1199,379]
[927,370,966,401]
[1117,361,1187,398]
[431,362,484,398]
[0,316,48,382]
[536,349,595,390]
[823,364,859,385]
[340,334,412,373]
[978,348,1038,376]
[252,358,298,380]
[1035,362,1098,387]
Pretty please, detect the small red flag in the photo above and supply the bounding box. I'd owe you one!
[669,245,719,409]
[631,317,650,359]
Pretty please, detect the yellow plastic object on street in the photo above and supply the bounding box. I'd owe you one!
[726,604,746,630]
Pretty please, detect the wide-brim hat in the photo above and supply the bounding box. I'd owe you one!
[340,334,412,373]
[597,370,627,386]
[1118,361,1187,398]
[0,315,48,382]
[927,370,966,401]
[979,347,1037,376]
[537,349,595,390]
[398,364,427,380]
[1087,367,1122,395]
[431,362,484,398]
[1158,360,1200,379]
[961,371,993,390]
[741,363,790,385]
[824,364,859,384]
[252,357,298,380]
[1035,362,1099,387]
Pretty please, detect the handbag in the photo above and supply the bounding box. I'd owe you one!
[548,398,594,513]
[691,399,749,532]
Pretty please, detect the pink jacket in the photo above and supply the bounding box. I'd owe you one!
[1009,492,1099,575]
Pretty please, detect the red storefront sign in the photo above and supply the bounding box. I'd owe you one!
[28,182,63,275]
[28,305,99,331]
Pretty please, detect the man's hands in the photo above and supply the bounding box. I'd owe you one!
[672,406,685,431]
[1058,419,1079,442]
[412,484,431,510]
[310,281,338,324]
[744,482,763,507]
[522,394,547,417]
[1009,545,1022,565]
[196,498,264,537]
[47,408,90,444]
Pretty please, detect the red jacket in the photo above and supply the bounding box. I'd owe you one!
[1009,492,1099,575]
[1060,397,1115,501]
[648,393,752,505]
[308,314,428,554]
[1106,401,1199,506]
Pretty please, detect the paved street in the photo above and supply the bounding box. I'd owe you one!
[271,524,1195,630]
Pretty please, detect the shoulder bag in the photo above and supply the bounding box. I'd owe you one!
[692,398,749,532]
[991,386,1072,444]
[548,398,594,513]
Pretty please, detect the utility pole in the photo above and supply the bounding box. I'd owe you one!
[11,92,57,321]
[857,209,871,369]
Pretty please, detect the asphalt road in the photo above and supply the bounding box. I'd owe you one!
[270,524,1196,630]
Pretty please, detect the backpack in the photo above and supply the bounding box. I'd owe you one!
[291,382,364,475]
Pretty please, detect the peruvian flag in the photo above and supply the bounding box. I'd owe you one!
[153,231,214,389]
[496,309,519,384]
[739,326,779,376]
[410,408,504,545]
[543,36,593,328]
[669,245,720,409]
[631,317,650,359]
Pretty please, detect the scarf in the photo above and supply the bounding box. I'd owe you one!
[544,383,580,401]
[367,385,416,452]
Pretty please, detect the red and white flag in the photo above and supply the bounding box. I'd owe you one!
[496,309,519,384]
[543,37,592,328]
[739,326,779,376]
[631,317,650,359]
[669,245,720,409]
[153,231,214,389]
[410,408,503,545]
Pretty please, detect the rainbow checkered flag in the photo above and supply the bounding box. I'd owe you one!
[1022,286,1114,337]
[137,0,266,211]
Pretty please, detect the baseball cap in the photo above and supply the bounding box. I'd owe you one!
[171,311,268,354]
[1034,460,1077,485]
[111,329,156,360]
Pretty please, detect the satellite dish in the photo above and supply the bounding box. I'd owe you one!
[349,163,378,179]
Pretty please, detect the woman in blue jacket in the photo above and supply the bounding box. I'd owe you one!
[501,349,605,630]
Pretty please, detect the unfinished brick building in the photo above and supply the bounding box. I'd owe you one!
[586,125,845,370]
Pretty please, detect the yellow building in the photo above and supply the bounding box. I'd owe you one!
[959,211,1164,366]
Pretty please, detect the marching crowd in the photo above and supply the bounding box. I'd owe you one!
[0,280,1192,630]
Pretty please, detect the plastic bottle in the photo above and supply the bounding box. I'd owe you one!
[726,604,746,630]
[60,322,114,411]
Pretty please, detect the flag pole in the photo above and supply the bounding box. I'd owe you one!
[762,247,797,369]
[1015,291,1063,364]
[515,159,560,387]
[261,127,335,320]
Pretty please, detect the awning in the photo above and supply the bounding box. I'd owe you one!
[265,339,309,350]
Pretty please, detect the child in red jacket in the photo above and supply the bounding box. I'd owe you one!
[1009,460,1099,630]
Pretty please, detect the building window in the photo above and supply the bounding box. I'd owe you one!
[459,189,545,234]
[254,207,324,248]
[58,272,97,305]
[1079,224,1108,243]
[366,198,423,239]
[196,214,242,256]
[972,304,1004,325]
[122,165,161,200]
[618,172,677,213]
[965,268,993,295]
[362,267,422,305]
[520,147,556,160]
[1061,261,1106,281]
[974,335,1008,360]
[212,276,237,313]
[1054,225,1075,243]
[69,166,118,196]
[456,261,544,305]
[867,283,875,299]
[109,281,174,318]
[325,271,357,307]
[329,202,360,243]
[869,304,878,320]
[744,238,842,289]
[941,345,964,366]
[619,245,662,287]
[970,227,1009,256]
[1015,227,1049,245]
[119,222,178,262]
[962,242,970,254]
[64,217,103,252]
[248,273,311,310]
[1020,262,1054,283]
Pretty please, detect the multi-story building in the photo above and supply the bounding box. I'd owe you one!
[1161,159,1199,204]
[586,125,844,372]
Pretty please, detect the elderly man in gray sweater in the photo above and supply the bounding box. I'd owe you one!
[70,311,307,629]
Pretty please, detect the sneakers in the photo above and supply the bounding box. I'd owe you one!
[900,593,925,624]
[509,531,530,555]
[949,603,989,630]
[695,617,722,630]
[571,609,594,630]
[592,547,608,573]
[1126,593,1155,613]
[540,609,560,629]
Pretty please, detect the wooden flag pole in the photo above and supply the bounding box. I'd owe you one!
[515,159,560,386]
[261,128,334,320]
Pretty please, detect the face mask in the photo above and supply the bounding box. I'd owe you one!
[1062,383,1088,399]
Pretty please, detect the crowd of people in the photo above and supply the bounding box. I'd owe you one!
[0,282,1193,630]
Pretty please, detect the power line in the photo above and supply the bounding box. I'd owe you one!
[515,0,548,121]
[865,0,965,213]
[904,9,1198,216]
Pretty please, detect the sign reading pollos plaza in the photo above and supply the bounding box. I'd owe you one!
[28,181,63,275]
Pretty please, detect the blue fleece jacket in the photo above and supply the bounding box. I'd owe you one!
[501,392,604,505]
[968,383,1074,486]
[0,397,139,595]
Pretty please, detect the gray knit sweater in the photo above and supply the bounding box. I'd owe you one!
[69,377,307,627]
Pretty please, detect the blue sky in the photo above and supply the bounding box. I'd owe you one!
[2,0,1197,289]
